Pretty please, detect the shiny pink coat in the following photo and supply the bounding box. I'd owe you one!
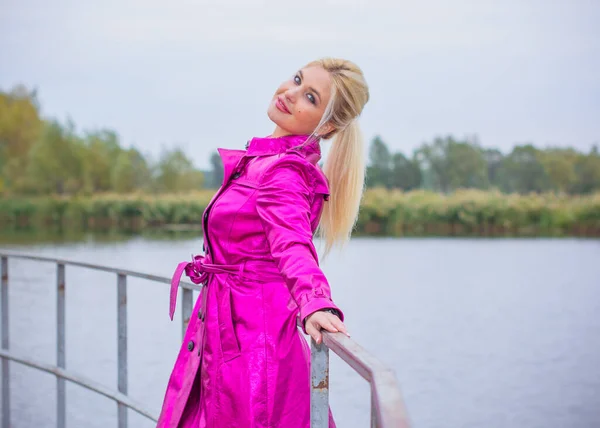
[157,134,343,427]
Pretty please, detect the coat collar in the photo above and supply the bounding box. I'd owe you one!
[216,134,323,188]
[245,134,321,163]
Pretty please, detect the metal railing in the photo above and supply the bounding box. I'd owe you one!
[0,252,409,427]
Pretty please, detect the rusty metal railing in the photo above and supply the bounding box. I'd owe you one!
[0,251,409,427]
[310,335,410,427]
[0,252,199,427]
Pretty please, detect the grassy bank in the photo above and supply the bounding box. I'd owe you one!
[1,189,599,237]
[359,189,600,237]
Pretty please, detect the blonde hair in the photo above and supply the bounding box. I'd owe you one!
[304,58,370,258]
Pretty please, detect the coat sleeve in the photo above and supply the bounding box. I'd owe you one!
[255,156,344,332]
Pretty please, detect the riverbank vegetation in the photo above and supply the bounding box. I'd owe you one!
[2,85,599,237]
[1,190,598,237]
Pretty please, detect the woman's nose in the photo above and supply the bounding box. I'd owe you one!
[284,87,299,103]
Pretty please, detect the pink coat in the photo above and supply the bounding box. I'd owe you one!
[157,134,343,427]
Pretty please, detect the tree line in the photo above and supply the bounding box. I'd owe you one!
[1,85,599,196]
[0,86,205,195]
[367,136,600,194]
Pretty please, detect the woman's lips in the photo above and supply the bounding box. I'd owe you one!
[276,97,291,114]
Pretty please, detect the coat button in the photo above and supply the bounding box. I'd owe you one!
[198,308,204,320]
[187,340,195,351]
[232,171,241,179]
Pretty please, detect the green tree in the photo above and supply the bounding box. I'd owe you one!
[128,148,152,191]
[449,139,488,189]
[390,152,421,190]
[416,136,488,192]
[0,85,43,193]
[366,136,393,188]
[82,130,122,193]
[27,120,84,194]
[208,151,224,188]
[540,148,578,193]
[496,144,550,193]
[111,148,151,193]
[415,137,451,192]
[154,147,204,192]
[572,145,600,194]
[483,148,504,188]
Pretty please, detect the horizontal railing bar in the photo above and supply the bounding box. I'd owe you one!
[0,252,200,292]
[371,370,411,428]
[0,349,158,423]
[322,332,410,428]
[322,332,383,381]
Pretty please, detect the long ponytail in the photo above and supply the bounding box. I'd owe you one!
[318,120,365,257]
[303,58,370,258]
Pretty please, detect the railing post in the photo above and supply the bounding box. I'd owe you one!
[57,263,66,428]
[1,256,9,428]
[181,288,193,340]
[117,273,128,428]
[371,389,377,427]
[310,338,330,428]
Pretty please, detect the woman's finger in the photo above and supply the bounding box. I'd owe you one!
[331,318,350,337]
[305,320,323,344]
[320,319,339,333]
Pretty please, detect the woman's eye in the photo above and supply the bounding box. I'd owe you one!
[307,93,316,105]
[294,75,301,84]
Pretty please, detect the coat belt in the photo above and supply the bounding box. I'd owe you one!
[170,254,282,361]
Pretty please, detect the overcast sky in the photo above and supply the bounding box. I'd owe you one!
[2,0,599,168]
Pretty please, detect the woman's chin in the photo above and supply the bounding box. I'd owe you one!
[267,113,288,131]
[266,106,283,124]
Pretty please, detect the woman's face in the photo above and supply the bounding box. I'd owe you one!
[267,65,333,137]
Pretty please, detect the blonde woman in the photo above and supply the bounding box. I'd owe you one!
[158,58,369,427]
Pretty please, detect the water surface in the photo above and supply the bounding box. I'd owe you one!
[1,236,599,427]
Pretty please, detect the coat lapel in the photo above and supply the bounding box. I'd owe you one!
[217,148,246,186]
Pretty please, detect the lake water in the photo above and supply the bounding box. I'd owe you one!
[1,235,599,428]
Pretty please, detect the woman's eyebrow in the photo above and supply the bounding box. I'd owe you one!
[298,69,321,104]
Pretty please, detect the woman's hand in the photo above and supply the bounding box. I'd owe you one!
[305,310,350,345]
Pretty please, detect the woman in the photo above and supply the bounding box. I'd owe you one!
[158,57,369,427]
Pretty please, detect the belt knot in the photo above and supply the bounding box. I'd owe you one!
[169,254,211,321]
[184,254,210,285]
